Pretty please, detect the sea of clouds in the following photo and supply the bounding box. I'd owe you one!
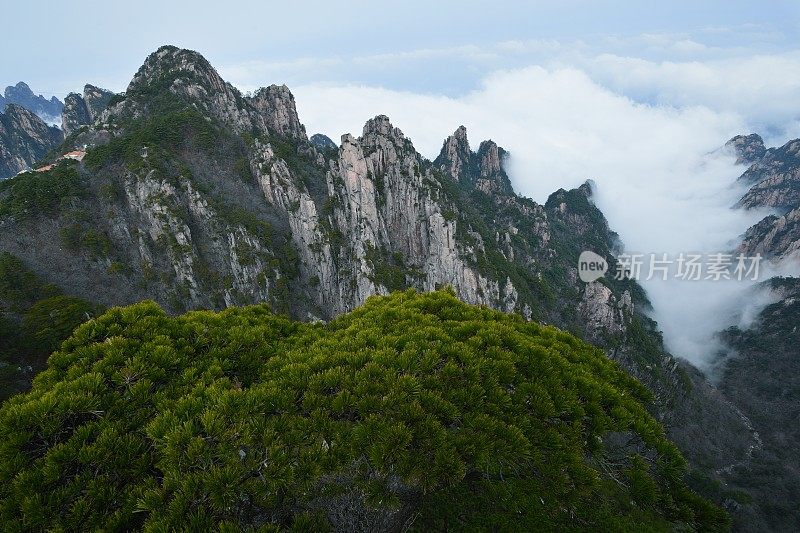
[225,42,800,373]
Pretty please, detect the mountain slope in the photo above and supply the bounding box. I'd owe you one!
[717,278,800,532]
[0,45,760,526]
[716,135,800,531]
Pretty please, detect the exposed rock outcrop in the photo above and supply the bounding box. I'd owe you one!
[736,138,800,210]
[580,282,633,340]
[249,85,307,139]
[61,93,92,135]
[0,49,759,526]
[0,104,63,178]
[712,132,800,530]
[727,133,767,166]
[434,126,514,195]
[738,207,800,262]
[435,125,472,184]
[61,84,115,136]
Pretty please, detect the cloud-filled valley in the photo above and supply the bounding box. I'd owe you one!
[272,53,799,370]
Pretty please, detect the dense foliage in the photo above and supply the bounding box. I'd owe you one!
[0,253,101,400]
[0,290,726,531]
[0,163,86,219]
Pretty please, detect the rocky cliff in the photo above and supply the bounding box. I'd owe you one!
[731,133,800,264]
[61,84,115,136]
[715,134,800,531]
[734,136,800,211]
[0,104,63,178]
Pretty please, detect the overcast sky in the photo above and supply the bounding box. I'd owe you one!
[4,1,800,368]
[3,2,798,96]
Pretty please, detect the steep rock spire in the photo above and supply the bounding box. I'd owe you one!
[61,84,115,135]
[435,126,515,196]
[475,140,514,196]
[249,85,307,139]
[61,93,91,135]
[435,125,472,184]
[82,84,115,120]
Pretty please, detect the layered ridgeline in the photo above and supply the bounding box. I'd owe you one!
[0,82,63,123]
[0,83,115,179]
[0,82,65,179]
[0,290,727,530]
[0,103,64,179]
[0,45,756,523]
[713,135,800,531]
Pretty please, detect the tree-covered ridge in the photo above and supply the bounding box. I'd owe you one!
[0,290,726,531]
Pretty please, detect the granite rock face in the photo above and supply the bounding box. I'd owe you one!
[61,93,92,135]
[0,104,64,178]
[0,47,667,353]
[580,282,633,340]
[434,126,514,195]
[250,85,307,139]
[736,138,800,211]
[732,134,800,266]
[738,207,800,262]
[61,84,115,136]
[726,133,767,166]
[711,132,800,530]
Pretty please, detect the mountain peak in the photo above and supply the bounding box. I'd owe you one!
[127,45,225,95]
[61,84,115,135]
[435,126,472,183]
[0,103,64,178]
[249,85,306,139]
[726,133,766,165]
[310,133,336,151]
[477,140,501,175]
[120,46,307,139]
[3,102,34,119]
[363,115,398,137]
[7,81,32,97]
[1,82,63,123]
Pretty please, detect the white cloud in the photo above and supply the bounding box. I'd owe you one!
[215,31,800,372]
[290,61,797,370]
[584,52,800,139]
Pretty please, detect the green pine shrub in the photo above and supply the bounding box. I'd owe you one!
[0,290,728,531]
